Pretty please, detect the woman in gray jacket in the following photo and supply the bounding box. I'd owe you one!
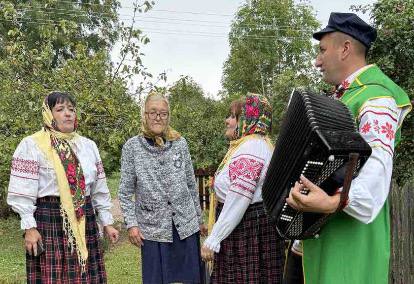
[119,91,207,284]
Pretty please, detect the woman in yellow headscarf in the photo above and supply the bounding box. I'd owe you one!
[7,91,119,283]
[119,92,208,284]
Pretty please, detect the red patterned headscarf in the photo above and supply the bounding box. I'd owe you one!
[236,93,272,138]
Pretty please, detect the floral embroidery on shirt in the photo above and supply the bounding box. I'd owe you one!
[373,119,380,133]
[381,122,395,140]
[360,121,371,134]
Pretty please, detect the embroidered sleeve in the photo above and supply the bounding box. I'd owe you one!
[203,140,267,252]
[344,98,400,223]
[7,137,40,229]
[357,98,399,156]
[228,154,265,200]
[89,140,113,226]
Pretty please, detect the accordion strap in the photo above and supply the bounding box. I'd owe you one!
[337,153,360,212]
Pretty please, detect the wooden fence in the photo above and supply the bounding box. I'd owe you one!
[390,180,414,284]
[195,173,212,211]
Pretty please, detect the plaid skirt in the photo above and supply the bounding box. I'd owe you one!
[26,196,106,284]
[211,202,285,284]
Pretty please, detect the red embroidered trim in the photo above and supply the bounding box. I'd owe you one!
[359,110,397,123]
[11,158,40,176]
[232,182,255,194]
[229,189,253,200]
[368,138,394,155]
[229,157,264,182]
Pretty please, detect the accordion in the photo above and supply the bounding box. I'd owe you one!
[262,89,372,239]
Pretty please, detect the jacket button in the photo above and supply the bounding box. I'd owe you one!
[167,201,171,205]
[176,224,180,228]
[172,212,176,216]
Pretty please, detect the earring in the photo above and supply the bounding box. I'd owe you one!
[52,119,58,130]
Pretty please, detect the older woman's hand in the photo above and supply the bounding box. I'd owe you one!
[24,228,42,256]
[201,245,214,262]
[128,226,145,247]
[199,224,208,237]
[104,225,119,244]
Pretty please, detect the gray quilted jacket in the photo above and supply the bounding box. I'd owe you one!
[118,135,202,242]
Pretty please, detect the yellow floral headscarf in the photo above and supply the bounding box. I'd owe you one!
[141,91,181,146]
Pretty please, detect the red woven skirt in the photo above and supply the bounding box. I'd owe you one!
[211,202,286,284]
[26,196,107,284]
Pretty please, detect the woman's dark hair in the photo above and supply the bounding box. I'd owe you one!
[47,91,76,109]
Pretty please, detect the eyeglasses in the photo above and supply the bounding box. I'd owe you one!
[145,111,169,120]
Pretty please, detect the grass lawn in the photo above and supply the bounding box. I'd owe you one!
[0,173,143,283]
[0,217,142,283]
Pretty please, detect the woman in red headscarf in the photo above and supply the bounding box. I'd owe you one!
[201,93,285,283]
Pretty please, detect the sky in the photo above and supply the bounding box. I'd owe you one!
[113,0,376,97]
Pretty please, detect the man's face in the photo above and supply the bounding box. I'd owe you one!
[315,32,344,86]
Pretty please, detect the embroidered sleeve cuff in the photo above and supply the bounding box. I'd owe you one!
[97,210,114,226]
[203,236,221,253]
[20,215,37,230]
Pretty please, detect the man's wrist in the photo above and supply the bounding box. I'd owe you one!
[328,194,341,213]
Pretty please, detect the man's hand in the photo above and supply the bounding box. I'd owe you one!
[286,175,340,214]
[201,245,214,262]
[24,228,42,256]
[128,226,145,247]
[104,225,119,244]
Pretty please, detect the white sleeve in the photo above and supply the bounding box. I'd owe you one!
[7,138,40,230]
[203,145,266,252]
[344,98,399,224]
[89,141,114,226]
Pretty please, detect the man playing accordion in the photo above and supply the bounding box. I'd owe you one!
[285,12,412,284]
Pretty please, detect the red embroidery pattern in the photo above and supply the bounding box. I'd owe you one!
[373,119,380,133]
[11,158,40,176]
[360,122,371,134]
[341,80,350,90]
[229,157,264,182]
[96,161,106,179]
[381,122,395,140]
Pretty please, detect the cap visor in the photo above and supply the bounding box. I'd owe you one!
[313,26,337,40]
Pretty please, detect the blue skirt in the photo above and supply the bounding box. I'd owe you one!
[141,224,202,284]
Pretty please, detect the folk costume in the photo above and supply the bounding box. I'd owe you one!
[302,65,412,284]
[7,96,114,283]
[204,93,285,283]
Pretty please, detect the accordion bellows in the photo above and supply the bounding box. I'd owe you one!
[262,90,372,239]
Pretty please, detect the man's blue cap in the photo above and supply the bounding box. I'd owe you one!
[313,12,377,49]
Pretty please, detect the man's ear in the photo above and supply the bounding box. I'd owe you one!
[341,40,352,60]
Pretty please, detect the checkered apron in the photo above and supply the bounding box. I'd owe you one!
[26,196,106,284]
[211,202,285,284]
